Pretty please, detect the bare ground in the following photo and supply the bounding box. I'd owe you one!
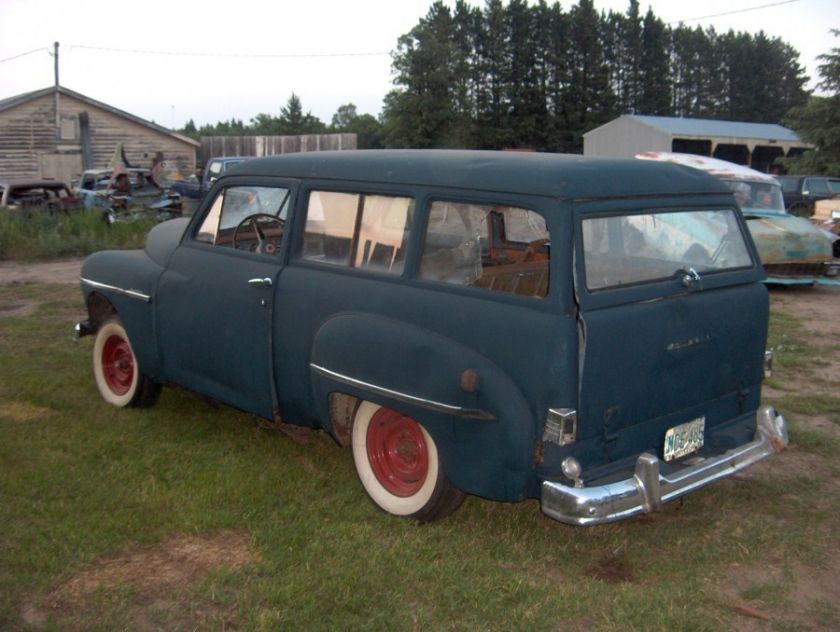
[0,258,84,286]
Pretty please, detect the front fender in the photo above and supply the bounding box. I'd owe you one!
[80,249,164,379]
[309,313,537,502]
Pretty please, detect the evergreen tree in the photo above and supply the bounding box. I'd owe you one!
[784,30,840,174]
[638,8,671,115]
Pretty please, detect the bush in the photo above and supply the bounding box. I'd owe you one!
[0,209,157,261]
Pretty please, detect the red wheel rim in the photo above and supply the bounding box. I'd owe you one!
[366,408,429,496]
[101,334,134,396]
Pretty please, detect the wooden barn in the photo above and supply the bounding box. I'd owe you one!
[0,86,198,184]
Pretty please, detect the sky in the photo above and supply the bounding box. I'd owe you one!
[0,0,837,130]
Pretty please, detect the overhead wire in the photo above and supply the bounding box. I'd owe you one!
[0,47,50,65]
[668,0,800,24]
[68,44,390,59]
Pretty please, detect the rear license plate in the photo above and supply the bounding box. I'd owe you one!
[663,417,705,462]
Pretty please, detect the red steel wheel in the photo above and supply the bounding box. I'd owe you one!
[92,317,160,408]
[366,407,430,497]
[351,401,465,522]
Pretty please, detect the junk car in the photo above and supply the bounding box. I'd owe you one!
[74,167,182,221]
[636,153,840,287]
[0,179,82,212]
[75,150,788,525]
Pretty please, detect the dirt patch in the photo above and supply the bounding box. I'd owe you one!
[0,299,38,318]
[0,258,83,286]
[584,553,635,584]
[720,550,840,630]
[0,401,56,422]
[23,530,255,630]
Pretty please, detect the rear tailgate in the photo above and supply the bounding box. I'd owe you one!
[573,199,768,477]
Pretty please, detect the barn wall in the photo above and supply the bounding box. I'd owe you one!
[0,92,197,181]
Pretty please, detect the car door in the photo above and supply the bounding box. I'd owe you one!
[155,180,294,419]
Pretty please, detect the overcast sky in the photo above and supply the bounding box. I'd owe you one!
[0,0,837,129]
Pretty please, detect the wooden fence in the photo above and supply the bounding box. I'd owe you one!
[198,133,356,165]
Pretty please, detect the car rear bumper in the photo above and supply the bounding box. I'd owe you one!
[540,406,788,526]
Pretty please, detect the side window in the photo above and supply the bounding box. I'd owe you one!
[195,185,291,255]
[804,178,830,196]
[420,201,549,298]
[302,191,413,275]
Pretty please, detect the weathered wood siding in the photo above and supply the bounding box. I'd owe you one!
[199,133,356,165]
[0,92,197,180]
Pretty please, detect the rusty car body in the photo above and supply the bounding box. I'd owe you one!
[637,153,840,286]
[0,179,82,212]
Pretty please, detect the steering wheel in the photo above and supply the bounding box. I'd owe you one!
[522,238,550,262]
[232,213,284,254]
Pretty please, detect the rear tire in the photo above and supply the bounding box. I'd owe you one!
[92,318,160,408]
[351,401,464,522]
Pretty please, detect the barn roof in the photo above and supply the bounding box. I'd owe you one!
[627,115,801,142]
[0,86,199,147]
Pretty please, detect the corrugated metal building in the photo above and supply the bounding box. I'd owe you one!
[583,115,810,173]
[0,86,199,184]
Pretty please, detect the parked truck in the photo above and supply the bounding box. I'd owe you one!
[171,156,250,200]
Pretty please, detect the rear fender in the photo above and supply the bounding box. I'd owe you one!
[309,313,536,501]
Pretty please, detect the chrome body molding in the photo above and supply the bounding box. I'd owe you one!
[540,406,788,526]
[81,277,152,303]
[309,363,496,421]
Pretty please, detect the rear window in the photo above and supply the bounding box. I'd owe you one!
[582,209,752,291]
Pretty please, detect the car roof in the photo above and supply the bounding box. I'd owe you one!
[635,152,778,185]
[225,149,730,201]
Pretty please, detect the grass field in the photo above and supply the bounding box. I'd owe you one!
[1,282,839,630]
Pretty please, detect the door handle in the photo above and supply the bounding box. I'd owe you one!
[248,277,273,288]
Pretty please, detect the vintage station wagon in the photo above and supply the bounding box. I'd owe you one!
[76,150,788,525]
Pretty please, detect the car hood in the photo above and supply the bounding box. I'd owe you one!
[745,213,834,264]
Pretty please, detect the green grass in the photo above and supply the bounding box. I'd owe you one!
[0,209,155,261]
[1,284,839,630]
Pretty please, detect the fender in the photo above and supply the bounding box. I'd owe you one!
[80,249,165,380]
[309,312,537,502]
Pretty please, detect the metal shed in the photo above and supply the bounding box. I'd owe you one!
[0,86,199,184]
[583,114,810,173]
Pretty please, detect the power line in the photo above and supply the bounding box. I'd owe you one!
[668,0,800,24]
[69,44,390,59]
[0,47,49,64]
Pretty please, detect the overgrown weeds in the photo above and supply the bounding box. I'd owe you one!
[0,209,155,261]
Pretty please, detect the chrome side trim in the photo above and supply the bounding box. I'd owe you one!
[309,363,495,421]
[540,406,788,526]
[81,277,151,303]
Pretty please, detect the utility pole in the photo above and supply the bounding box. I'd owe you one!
[54,41,60,137]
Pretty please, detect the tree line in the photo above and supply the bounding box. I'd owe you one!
[182,0,813,156]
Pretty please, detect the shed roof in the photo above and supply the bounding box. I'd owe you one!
[628,115,801,142]
[0,86,199,147]
[228,149,730,201]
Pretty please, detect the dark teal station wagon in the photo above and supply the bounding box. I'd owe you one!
[76,150,788,525]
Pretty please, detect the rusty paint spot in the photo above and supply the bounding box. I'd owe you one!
[459,369,480,393]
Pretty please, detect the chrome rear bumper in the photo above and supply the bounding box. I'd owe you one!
[541,406,788,526]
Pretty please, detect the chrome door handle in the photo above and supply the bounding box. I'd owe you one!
[248,277,273,287]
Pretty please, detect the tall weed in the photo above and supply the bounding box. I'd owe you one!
[0,210,156,260]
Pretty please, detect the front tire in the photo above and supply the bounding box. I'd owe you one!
[92,318,160,408]
[351,401,464,522]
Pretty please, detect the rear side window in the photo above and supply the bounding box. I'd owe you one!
[582,209,752,291]
[301,191,413,275]
[420,201,549,298]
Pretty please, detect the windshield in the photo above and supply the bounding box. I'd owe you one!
[582,208,753,291]
[723,179,785,212]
